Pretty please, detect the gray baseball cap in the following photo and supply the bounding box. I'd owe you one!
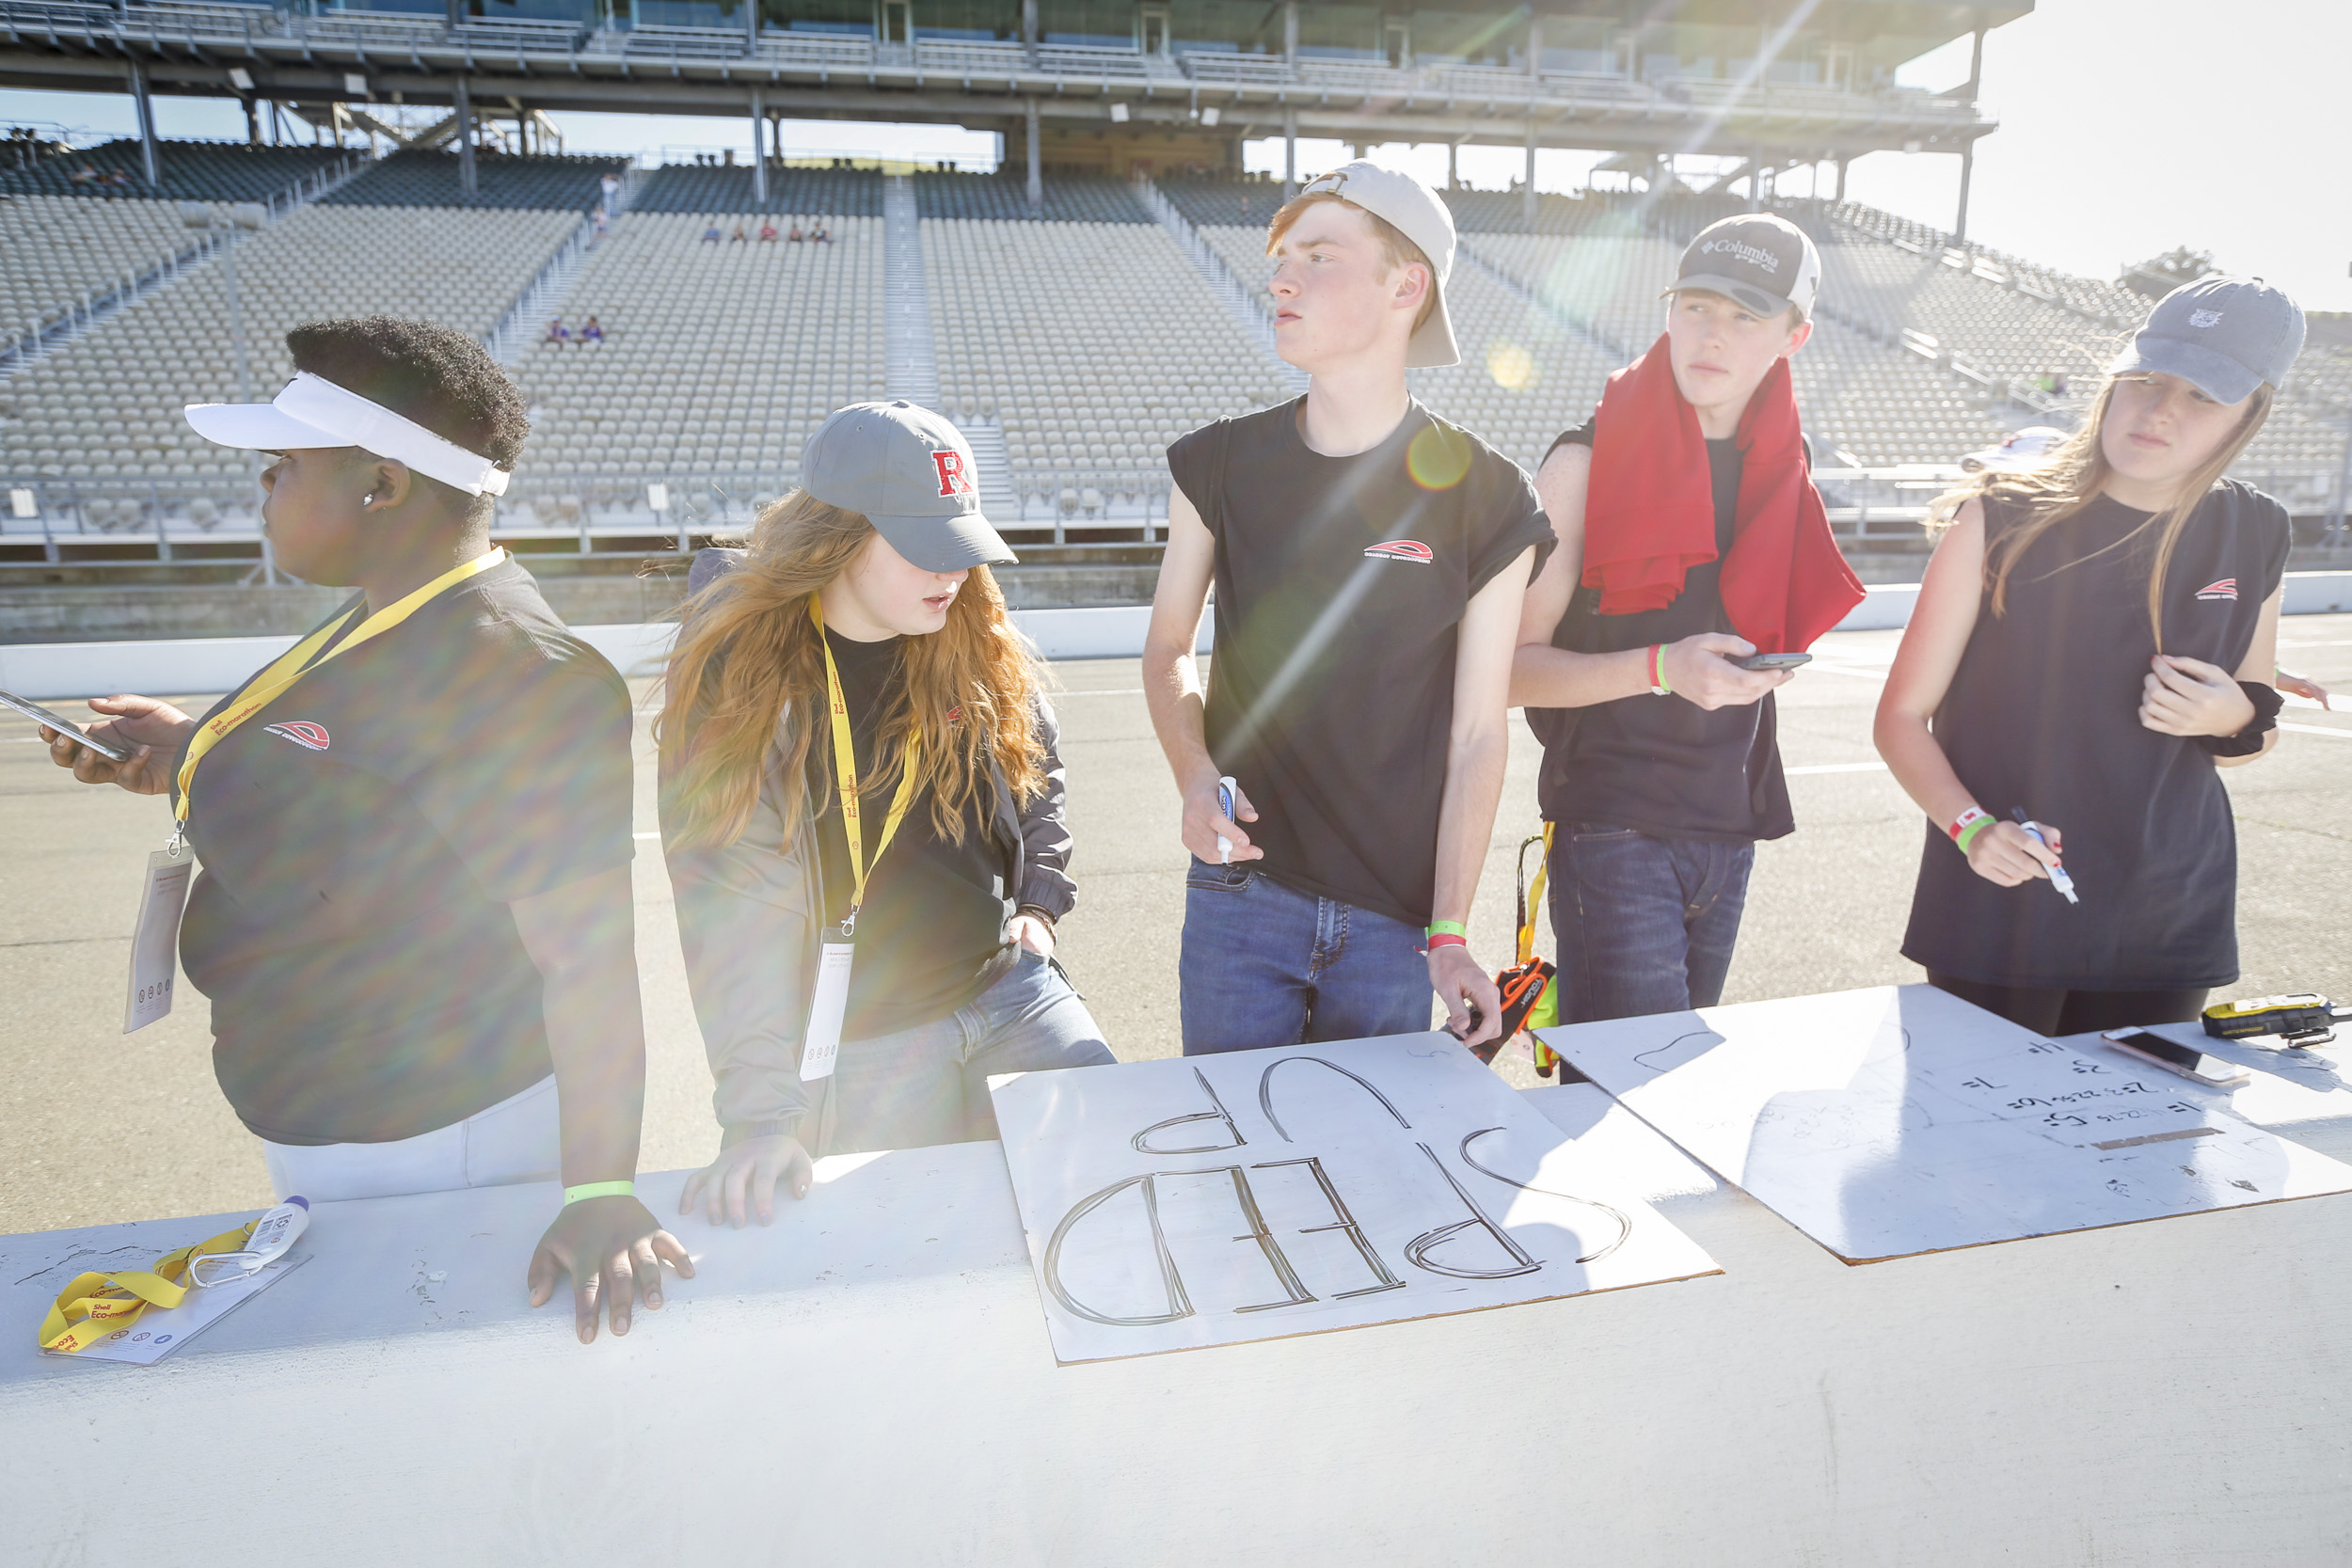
[1294,161,1460,369]
[2108,276,2306,405]
[800,400,1014,573]
[1666,213,1821,320]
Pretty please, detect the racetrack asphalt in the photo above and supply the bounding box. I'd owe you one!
[4,616,2346,1236]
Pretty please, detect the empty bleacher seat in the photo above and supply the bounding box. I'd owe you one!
[0,203,576,479]
[0,196,191,337]
[324,150,623,211]
[914,172,1150,225]
[0,139,346,203]
[509,212,885,486]
[628,165,883,217]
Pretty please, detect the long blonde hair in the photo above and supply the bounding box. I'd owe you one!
[657,490,1045,851]
[1931,376,2274,650]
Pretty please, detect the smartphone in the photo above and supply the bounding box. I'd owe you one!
[0,687,135,764]
[2102,1027,2250,1088]
[1736,652,1813,672]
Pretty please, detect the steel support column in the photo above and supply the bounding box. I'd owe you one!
[750,87,766,204]
[1522,124,1536,223]
[454,76,476,199]
[1025,97,1041,209]
[1282,105,1296,198]
[128,58,160,186]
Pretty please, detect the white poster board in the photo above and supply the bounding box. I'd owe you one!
[988,1034,1720,1364]
[1539,985,2352,1263]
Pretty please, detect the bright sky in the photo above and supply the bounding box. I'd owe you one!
[4,1,2344,309]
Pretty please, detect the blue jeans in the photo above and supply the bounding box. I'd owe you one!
[828,948,1114,1154]
[1547,823,1755,1025]
[1179,859,1433,1054]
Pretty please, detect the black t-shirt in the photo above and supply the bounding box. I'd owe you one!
[177,557,635,1146]
[1529,419,1794,843]
[810,627,1016,1040]
[1168,398,1553,926]
[1903,483,2290,990]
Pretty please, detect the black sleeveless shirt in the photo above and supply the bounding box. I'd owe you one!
[1901,483,2290,990]
[1528,421,1794,843]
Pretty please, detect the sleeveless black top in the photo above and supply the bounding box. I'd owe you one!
[1528,421,1794,843]
[1901,482,2290,990]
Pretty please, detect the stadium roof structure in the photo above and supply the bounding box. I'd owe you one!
[0,2,2025,211]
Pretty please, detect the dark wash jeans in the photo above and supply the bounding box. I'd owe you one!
[1547,823,1756,1025]
[1179,859,1433,1054]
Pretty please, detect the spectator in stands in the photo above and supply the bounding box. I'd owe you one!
[730,221,748,243]
[591,204,609,242]
[787,221,804,242]
[38,316,688,1343]
[545,316,569,350]
[702,221,722,244]
[658,402,1112,1227]
[1876,277,2303,1034]
[580,315,605,347]
[1145,162,1549,1055]
[1509,214,1861,1026]
[70,162,97,184]
[758,219,777,242]
[811,223,831,244]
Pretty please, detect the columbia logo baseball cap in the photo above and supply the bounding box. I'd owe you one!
[1666,213,1821,321]
[801,400,1015,573]
[1295,160,1460,369]
[2108,276,2306,405]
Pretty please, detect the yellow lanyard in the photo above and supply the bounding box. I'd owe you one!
[810,596,922,937]
[173,547,508,836]
[39,1218,257,1354]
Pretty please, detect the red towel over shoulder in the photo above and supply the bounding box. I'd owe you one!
[1582,333,1863,654]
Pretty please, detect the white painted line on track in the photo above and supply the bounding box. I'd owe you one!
[2281,722,2352,740]
[1786,760,1890,775]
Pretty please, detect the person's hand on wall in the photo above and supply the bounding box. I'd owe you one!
[528,1195,693,1344]
[681,1133,815,1228]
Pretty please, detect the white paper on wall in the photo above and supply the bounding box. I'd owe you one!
[1538,985,2352,1263]
[989,1034,1721,1364]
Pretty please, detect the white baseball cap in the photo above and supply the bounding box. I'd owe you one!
[1294,161,1460,369]
[184,372,512,496]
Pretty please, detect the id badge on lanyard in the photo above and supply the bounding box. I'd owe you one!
[122,841,193,1034]
[800,598,923,1084]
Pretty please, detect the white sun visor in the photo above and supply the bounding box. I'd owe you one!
[183,372,512,497]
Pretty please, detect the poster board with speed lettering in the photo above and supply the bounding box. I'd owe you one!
[988,1035,1721,1364]
[1538,984,2352,1264]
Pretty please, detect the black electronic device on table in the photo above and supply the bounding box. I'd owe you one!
[0,688,133,763]
[2101,1028,2251,1088]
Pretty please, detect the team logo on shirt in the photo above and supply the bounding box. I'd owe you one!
[2194,578,2239,602]
[263,721,330,752]
[1364,540,1434,564]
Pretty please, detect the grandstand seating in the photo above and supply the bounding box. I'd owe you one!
[508,212,884,489]
[914,171,1150,224]
[0,203,575,479]
[922,218,1286,497]
[628,165,882,216]
[0,197,191,338]
[0,138,344,203]
[325,150,622,211]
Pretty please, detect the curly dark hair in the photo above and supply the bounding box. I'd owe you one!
[284,316,528,509]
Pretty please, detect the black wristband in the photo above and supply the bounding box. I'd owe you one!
[2196,680,2282,757]
[1015,903,1058,928]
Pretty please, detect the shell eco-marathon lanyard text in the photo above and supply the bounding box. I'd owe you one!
[39,1218,260,1354]
[167,547,508,850]
[810,596,922,939]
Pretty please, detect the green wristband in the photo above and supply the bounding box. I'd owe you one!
[1952,816,1993,854]
[564,1180,636,1205]
[1426,919,1469,939]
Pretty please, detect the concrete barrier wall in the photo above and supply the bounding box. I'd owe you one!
[6,574,2346,700]
[5,1075,2348,1567]
[0,607,1214,700]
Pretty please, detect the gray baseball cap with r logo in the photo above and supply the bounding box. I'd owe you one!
[2108,277,2306,405]
[801,400,1016,572]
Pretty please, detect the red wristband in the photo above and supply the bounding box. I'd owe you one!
[1948,806,1993,852]
[1424,933,1469,951]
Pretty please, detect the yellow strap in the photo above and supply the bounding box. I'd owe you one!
[174,547,508,827]
[809,595,922,934]
[40,1220,255,1354]
[1517,824,1552,965]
